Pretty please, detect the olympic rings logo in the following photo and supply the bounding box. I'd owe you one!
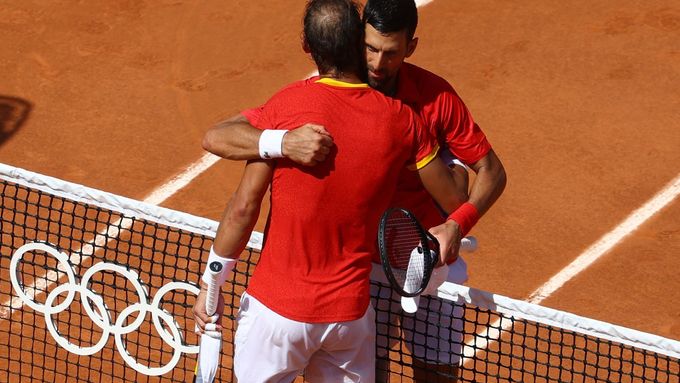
[9,242,201,376]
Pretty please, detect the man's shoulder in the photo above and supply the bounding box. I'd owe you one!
[262,78,326,111]
[272,77,319,96]
[402,63,458,97]
[400,63,471,116]
[375,90,417,118]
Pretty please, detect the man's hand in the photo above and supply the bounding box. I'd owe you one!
[192,284,225,334]
[282,124,334,166]
[428,220,463,266]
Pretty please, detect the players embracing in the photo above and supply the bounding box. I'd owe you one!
[198,0,506,382]
[193,0,479,382]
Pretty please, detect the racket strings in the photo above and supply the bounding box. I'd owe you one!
[383,212,426,293]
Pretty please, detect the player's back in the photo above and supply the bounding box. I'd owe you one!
[247,78,433,323]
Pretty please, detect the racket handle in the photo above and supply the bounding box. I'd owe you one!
[205,261,223,316]
[460,236,478,252]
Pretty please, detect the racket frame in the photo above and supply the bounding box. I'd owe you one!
[378,207,439,297]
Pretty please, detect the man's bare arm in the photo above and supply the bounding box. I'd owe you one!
[202,114,262,160]
[192,159,272,332]
[417,157,468,214]
[202,114,334,166]
[416,157,468,264]
[212,159,273,257]
[467,149,506,217]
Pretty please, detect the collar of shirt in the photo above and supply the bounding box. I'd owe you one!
[315,77,370,88]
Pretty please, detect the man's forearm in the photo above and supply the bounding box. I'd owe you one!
[202,114,263,161]
[212,198,261,258]
[468,150,507,217]
[204,114,334,166]
[212,161,272,257]
[194,161,270,331]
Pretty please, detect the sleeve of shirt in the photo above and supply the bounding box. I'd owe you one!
[241,105,265,128]
[243,79,309,129]
[407,110,440,170]
[439,88,492,165]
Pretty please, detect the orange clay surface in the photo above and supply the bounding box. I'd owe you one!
[1,0,679,379]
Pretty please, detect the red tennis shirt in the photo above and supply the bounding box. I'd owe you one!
[389,63,492,234]
[244,77,438,323]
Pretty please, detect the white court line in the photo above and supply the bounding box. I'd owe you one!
[3,0,434,320]
[528,172,680,303]
[461,171,680,365]
[143,153,219,206]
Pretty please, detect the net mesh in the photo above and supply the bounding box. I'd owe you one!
[1,167,679,382]
[373,287,680,382]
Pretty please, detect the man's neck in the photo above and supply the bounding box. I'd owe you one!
[383,74,399,97]
[383,78,397,97]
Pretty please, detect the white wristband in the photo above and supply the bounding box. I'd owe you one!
[201,247,237,286]
[259,129,288,159]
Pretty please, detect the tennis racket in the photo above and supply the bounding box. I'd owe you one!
[194,261,223,383]
[378,207,477,298]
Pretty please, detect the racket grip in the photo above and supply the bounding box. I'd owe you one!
[460,236,478,252]
[205,261,223,316]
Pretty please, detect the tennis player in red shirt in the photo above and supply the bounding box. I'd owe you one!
[194,1,466,382]
[362,1,507,381]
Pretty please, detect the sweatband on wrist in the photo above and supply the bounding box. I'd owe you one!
[447,202,479,237]
[258,129,288,159]
[201,246,238,286]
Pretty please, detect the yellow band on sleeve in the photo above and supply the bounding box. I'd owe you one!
[408,144,440,171]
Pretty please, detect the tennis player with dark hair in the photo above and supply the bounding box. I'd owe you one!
[361,1,508,381]
[193,1,465,382]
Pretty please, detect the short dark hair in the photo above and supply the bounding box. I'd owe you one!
[303,0,365,75]
[362,0,418,40]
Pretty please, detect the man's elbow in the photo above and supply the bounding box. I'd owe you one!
[202,129,220,155]
[227,194,261,223]
[494,161,508,195]
[451,165,470,205]
[478,150,507,195]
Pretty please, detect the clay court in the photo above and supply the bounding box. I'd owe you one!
[1,0,679,381]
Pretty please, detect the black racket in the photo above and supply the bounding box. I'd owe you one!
[378,208,439,297]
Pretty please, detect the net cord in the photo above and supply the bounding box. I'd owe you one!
[437,279,680,359]
[0,162,262,248]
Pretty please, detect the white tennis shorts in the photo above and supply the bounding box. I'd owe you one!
[234,291,376,383]
[371,256,468,365]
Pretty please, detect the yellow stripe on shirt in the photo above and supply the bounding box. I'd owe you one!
[315,78,370,88]
[408,144,440,171]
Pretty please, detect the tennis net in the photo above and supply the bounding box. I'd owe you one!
[1,163,678,382]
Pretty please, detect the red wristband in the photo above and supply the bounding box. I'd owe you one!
[447,202,479,237]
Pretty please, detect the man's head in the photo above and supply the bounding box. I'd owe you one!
[303,0,364,77]
[362,0,419,94]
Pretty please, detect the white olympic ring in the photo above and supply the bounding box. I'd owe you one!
[9,242,202,377]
